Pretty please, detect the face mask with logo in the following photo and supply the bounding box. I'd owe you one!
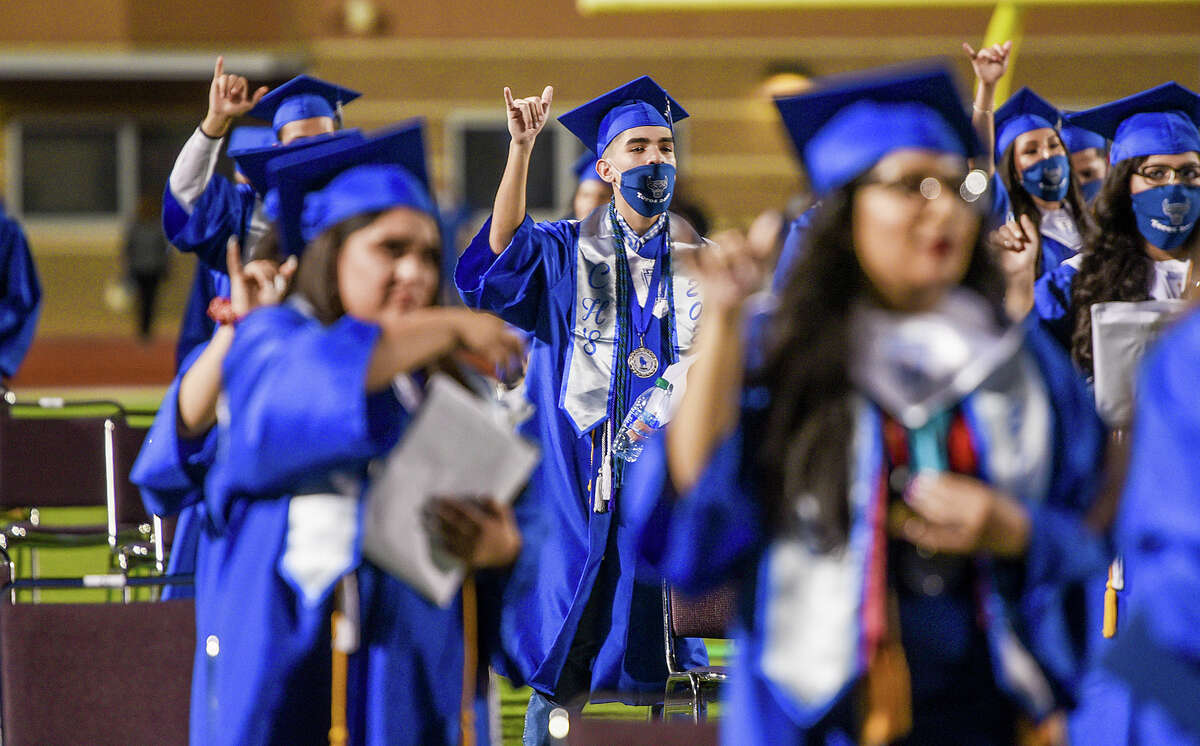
[1020,154,1071,202]
[1079,179,1103,204]
[1131,184,1200,250]
[615,162,676,217]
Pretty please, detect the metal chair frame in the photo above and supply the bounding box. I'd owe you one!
[661,581,730,722]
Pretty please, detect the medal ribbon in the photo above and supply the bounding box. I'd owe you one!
[609,204,667,346]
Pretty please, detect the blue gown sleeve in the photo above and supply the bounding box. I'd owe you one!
[771,206,816,294]
[1114,312,1200,661]
[162,177,257,272]
[1017,324,1111,693]
[175,263,223,372]
[453,215,575,336]
[209,307,403,520]
[1030,262,1078,352]
[0,215,41,378]
[130,342,218,517]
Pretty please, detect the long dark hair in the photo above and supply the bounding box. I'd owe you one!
[749,176,1004,548]
[998,137,1094,248]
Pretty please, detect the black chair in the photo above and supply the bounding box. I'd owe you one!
[0,564,194,746]
[661,581,736,722]
[0,398,122,555]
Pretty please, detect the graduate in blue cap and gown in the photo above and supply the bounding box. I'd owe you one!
[1027,82,1200,358]
[0,204,40,380]
[454,76,709,742]
[163,59,360,366]
[192,123,525,746]
[987,88,1094,283]
[1067,307,1200,746]
[1061,120,1109,206]
[626,62,1108,745]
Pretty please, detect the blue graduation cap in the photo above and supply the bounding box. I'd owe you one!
[247,74,362,135]
[572,152,604,184]
[228,126,277,153]
[267,120,434,257]
[994,87,1062,159]
[774,61,981,196]
[229,128,363,196]
[557,76,689,156]
[1059,116,1108,155]
[1064,82,1200,163]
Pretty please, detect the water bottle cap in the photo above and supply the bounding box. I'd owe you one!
[654,378,670,390]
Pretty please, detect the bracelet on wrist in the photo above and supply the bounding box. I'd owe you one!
[207,297,243,326]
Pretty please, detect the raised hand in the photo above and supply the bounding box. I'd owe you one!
[503,85,554,147]
[963,40,1013,88]
[989,213,1040,277]
[227,237,297,317]
[202,56,270,138]
[693,209,783,314]
[452,309,526,378]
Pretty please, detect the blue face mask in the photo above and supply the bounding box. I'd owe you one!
[615,162,676,217]
[1079,179,1103,204]
[1131,184,1200,250]
[1020,154,1071,202]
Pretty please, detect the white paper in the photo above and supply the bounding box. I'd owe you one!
[1091,300,1189,428]
[362,373,539,607]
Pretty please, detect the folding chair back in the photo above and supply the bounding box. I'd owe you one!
[0,579,194,745]
[661,582,737,722]
[0,409,111,511]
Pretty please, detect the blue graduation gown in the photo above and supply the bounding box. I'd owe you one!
[0,212,40,378]
[1070,309,1200,746]
[196,304,489,746]
[771,206,816,295]
[130,342,219,599]
[626,320,1107,744]
[162,175,257,274]
[176,264,230,372]
[454,213,706,703]
[1031,262,1080,352]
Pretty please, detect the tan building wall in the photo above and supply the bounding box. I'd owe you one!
[0,0,1198,338]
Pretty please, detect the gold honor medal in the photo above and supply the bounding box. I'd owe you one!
[627,346,659,378]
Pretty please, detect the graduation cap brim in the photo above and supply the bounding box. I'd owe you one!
[572,151,603,182]
[268,119,431,257]
[774,60,981,193]
[227,126,277,155]
[558,75,689,156]
[994,87,1062,157]
[1065,82,1200,141]
[247,74,363,131]
[229,129,364,196]
[775,60,980,160]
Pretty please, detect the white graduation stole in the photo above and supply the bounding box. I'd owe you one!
[559,208,706,437]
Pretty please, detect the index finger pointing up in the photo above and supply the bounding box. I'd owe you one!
[503,87,516,110]
[214,55,224,79]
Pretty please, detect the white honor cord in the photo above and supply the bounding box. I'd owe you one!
[594,421,613,513]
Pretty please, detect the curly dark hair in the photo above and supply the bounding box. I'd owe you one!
[1067,158,1148,375]
[997,136,1094,262]
[1068,156,1200,374]
[748,176,1005,547]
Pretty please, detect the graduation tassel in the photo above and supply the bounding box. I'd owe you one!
[1103,556,1124,639]
[594,421,613,513]
[330,576,360,746]
[459,575,478,746]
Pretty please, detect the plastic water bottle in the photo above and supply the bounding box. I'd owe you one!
[613,378,673,462]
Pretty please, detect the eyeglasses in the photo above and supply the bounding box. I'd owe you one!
[1134,164,1200,186]
[862,169,990,206]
